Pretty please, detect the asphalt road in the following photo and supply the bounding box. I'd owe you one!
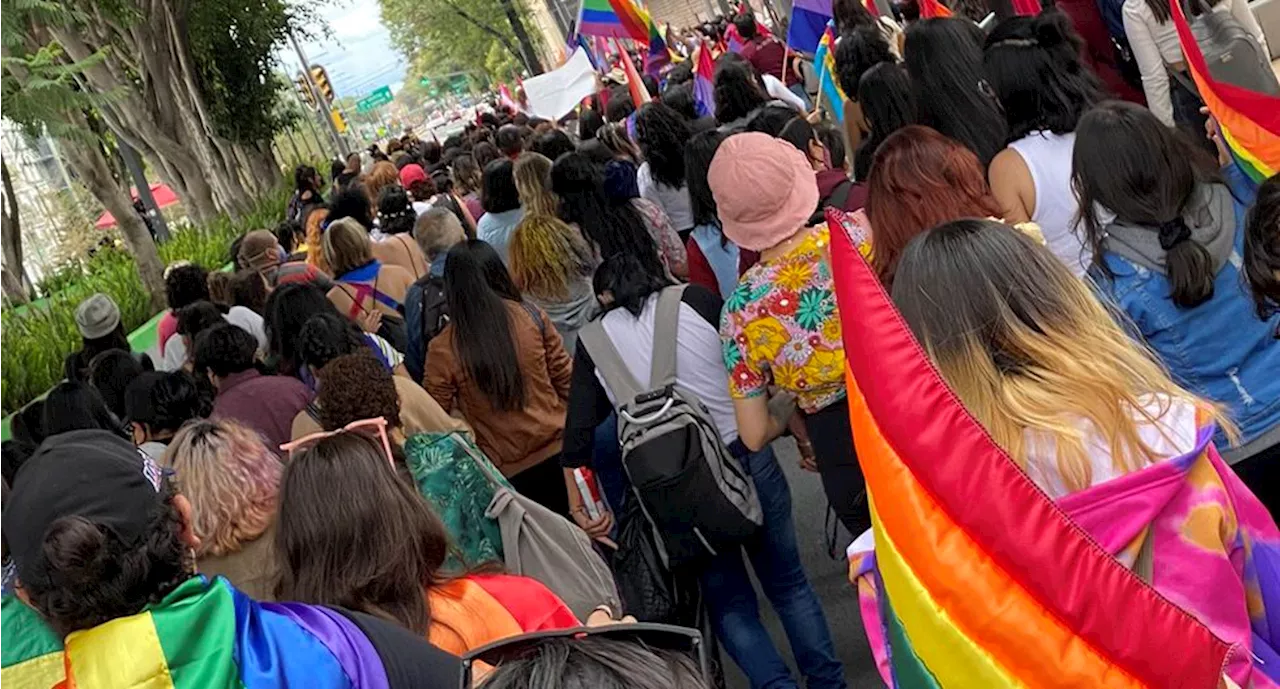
[722,436,883,689]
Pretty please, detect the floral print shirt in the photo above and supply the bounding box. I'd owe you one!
[719,224,846,414]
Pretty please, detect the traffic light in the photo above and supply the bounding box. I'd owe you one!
[309,64,335,103]
[330,108,347,134]
[295,72,316,107]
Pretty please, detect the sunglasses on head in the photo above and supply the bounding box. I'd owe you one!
[279,416,394,465]
[458,623,709,688]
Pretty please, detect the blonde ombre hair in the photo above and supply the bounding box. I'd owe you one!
[163,419,283,557]
[891,219,1230,493]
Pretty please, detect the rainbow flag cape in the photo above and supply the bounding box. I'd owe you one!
[826,213,1242,687]
[1171,0,1279,184]
[2,577,411,688]
[693,41,716,118]
[813,21,844,122]
[577,0,650,45]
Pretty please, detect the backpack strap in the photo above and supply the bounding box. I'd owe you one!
[519,300,547,338]
[648,285,686,389]
[579,320,644,404]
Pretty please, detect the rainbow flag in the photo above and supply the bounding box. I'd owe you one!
[813,21,844,122]
[826,213,1238,687]
[577,0,650,45]
[693,41,716,118]
[644,17,670,76]
[1171,0,1279,184]
[2,577,409,688]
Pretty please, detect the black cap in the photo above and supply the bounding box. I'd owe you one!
[4,430,165,586]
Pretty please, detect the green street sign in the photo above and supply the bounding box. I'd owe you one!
[356,86,393,113]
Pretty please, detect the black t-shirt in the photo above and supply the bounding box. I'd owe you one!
[333,608,461,688]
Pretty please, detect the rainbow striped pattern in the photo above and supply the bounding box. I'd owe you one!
[826,212,1241,687]
[1171,0,1279,184]
[577,0,650,45]
[644,17,669,75]
[813,22,844,122]
[2,577,395,688]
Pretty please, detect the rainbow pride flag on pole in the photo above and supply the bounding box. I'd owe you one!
[577,0,650,45]
[825,213,1253,687]
[1171,0,1279,184]
[813,21,844,122]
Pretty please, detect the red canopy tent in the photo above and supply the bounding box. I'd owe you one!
[94,183,180,229]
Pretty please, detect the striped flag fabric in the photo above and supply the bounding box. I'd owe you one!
[577,0,651,44]
[826,212,1236,688]
[616,39,652,106]
[2,578,401,688]
[813,21,845,122]
[644,17,670,75]
[693,41,716,118]
[1171,0,1278,184]
[787,0,833,53]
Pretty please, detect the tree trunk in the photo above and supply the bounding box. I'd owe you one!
[499,0,544,75]
[1,157,31,304]
[61,133,166,313]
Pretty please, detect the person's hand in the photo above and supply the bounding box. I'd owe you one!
[572,506,616,548]
[1200,106,1231,166]
[806,107,824,124]
[358,308,383,333]
[586,604,638,627]
[796,439,818,472]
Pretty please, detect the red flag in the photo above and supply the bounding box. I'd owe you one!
[918,0,952,17]
[615,38,652,105]
[864,0,880,16]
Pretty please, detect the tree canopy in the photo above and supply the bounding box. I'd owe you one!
[381,0,544,85]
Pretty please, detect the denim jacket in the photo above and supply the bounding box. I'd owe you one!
[1091,166,1280,450]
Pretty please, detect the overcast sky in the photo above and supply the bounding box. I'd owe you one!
[282,1,408,99]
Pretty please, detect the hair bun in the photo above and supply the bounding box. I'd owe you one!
[41,516,110,581]
[1032,15,1068,47]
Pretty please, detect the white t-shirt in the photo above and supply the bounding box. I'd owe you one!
[159,306,268,371]
[637,162,695,231]
[595,294,739,445]
[1122,0,1268,127]
[1007,131,1090,277]
[1023,395,1198,499]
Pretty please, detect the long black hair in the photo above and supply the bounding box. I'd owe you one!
[983,12,1103,143]
[684,130,729,228]
[550,153,666,277]
[443,240,526,411]
[578,107,605,141]
[1244,174,1280,320]
[42,382,124,438]
[634,102,692,189]
[1072,101,1221,308]
[713,57,767,125]
[854,61,917,181]
[833,0,879,33]
[263,282,342,377]
[835,24,896,99]
[593,252,674,318]
[481,159,521,214]
[905,18,1007,166]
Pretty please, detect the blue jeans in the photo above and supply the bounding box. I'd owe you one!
[700,446,846,689]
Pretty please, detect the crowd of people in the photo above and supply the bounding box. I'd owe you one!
[3,0,1280,685]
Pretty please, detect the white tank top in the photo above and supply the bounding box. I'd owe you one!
[1008,131,1089,277]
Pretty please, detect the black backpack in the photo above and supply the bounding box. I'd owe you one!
[414,274,449,346]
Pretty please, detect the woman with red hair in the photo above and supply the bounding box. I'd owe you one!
[864,125,1006,289]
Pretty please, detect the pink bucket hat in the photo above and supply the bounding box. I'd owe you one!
[707,132,820,252]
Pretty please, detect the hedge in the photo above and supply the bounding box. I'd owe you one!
[0,186,290,415]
